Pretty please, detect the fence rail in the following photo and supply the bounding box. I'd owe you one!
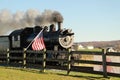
[0,48,120,77]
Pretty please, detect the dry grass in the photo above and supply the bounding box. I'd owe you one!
[0,67,80,80]
[0,66,119,80]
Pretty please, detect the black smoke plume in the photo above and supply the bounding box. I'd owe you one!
[0,9,64,35]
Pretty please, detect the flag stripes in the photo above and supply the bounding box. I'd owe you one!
[32,31,45,50]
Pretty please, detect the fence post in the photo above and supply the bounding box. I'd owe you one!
[102,49,107,78]
[42,49,46,72]
[67,48,71,75]
[23,48,27,68]
[7,48,10,66]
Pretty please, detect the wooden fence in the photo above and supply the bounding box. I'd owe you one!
[0,48,120,78]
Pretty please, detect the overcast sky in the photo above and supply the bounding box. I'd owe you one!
[0,0,120,42]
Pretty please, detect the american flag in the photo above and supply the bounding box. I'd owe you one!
[32,30,46,50]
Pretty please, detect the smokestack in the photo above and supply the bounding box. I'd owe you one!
[51,11,63,31]
[58,22,62,31]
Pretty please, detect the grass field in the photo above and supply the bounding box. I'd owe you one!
[0,66,119,80]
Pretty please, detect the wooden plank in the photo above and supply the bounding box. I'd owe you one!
[42,49,46,72]
[47,50,68,54]
[46,59,67,62]
[71,51,102,55]
[26,57,43,61]
[106,52,120,56]
[26,50,44,54]
[0,56,7,59]
[9,57,23,60]
[7,48,10,65]
[10,50,23,53]
[23,48,26,68]
[102,49,107,78]
[106,62,120,67]
[67,49,71,75]
[74,60,102,65]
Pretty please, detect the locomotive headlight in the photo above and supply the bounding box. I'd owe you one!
[59,35,74,49]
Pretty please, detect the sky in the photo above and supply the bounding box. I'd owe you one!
[0,0,120,42]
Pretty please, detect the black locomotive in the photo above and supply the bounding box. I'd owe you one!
[9,22,74,50]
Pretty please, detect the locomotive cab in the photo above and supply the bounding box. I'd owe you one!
[9,28,34,49]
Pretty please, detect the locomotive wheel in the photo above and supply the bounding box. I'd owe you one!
[59,35,74,48]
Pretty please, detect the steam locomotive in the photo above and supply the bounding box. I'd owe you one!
[0,22,75,64]
[9,22,74,50]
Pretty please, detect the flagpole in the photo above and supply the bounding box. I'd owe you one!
[26,28,44,50]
